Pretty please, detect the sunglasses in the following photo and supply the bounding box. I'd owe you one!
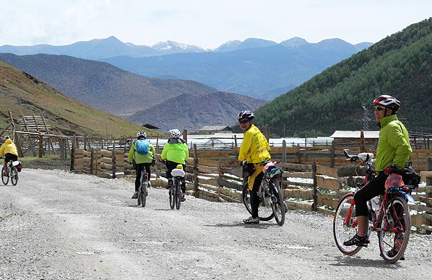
[239,119,250,124]
[374,106,386,112]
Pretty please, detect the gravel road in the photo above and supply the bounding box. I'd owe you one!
[1,168,431,280]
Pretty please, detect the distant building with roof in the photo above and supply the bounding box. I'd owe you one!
[198,126,232,134]
[330,130,379,151]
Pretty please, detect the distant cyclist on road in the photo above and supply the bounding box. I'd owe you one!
[237,111,271,224]
[344,95,412,256]
[0,136,19,176]
[128,132,155,199]
[161,129,189,201]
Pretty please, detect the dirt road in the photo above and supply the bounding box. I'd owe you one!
[1,169,431,279]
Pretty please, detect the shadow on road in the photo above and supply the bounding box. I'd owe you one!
[204,222,280,229]
[330,255,403,268]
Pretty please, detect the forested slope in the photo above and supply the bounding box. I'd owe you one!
[254,18,432,136]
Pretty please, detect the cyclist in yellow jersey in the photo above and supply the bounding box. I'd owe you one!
[237,111,271,224]
[0,136,18,176]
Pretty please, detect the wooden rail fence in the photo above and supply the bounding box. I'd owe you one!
[71,142,432,232]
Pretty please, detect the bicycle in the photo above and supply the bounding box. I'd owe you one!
[169,167,185,210]
[241,161,286,226]
[333,150,416,263]
[1,159,20,186]
[137,170,149,207]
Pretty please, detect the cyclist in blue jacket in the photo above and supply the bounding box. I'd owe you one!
[128,132,155,199]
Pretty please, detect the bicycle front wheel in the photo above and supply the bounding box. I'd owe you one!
[242,182,253,215]
[378,196,411,264]
[242,182,273,221]
[333,193,363,256]
[1,167,9,185]
[270,180,285,226]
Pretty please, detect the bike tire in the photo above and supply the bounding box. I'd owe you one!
[10,167,18,186]
[141,182,147,207]
[241,182,273,221]
[378,195,411,264]
[270,180,285,226]
[1,167,9,185]
[169,183,175,209]
[333,193,363,256]
[137,188,142,206]
[242,182,253,215]
[175,182,181,210]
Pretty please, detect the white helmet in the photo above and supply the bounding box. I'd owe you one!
[169,129,181,139]
[136,131,147,139]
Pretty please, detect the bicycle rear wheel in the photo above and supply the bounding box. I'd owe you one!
[333,193,363,256]
[141,181,147,207]
[169,186,175,209]
[270,180,285,226]
[10,167,18,186]
[175,183,181,210]
[1,167,9,185]
[378,196,410,264]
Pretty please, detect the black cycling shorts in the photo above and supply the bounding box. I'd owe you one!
[4,153,18,163]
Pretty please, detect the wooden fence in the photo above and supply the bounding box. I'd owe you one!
[71,142,432,232]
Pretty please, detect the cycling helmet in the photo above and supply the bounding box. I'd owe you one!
[169,129,181,139]
[237,110,254,120]
[373,95,401,112]
[136,131,147,139]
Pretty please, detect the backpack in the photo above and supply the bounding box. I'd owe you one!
[136,140,149,155]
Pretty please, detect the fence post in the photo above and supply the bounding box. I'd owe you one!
[193,144,199,198]
[360,130,366,152]
[330,141,335,168]
[282,140,287,164]
[183,129,188,143]
[312,160,317,211]
[70,140,75,172]
[90,149,94,174]
[111,146,116,179]
[234,134,237,149]
[38,133,43,158]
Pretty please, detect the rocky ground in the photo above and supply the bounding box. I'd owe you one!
[0,167,431,280]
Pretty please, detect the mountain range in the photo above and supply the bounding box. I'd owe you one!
[0,53,265,132]
[1,36,372,99]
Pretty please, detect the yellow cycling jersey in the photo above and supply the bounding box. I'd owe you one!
[0,139,18,157]
[238,124,271,164]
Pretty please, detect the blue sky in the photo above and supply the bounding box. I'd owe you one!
[0,0,431,49]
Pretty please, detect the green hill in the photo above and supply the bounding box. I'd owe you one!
[254,18,432,136]
[0,61,157,138]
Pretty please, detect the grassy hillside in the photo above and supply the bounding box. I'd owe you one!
[254,18,432,136]
[0,61,158,138]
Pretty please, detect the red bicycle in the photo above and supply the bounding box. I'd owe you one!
[333,150,416,263]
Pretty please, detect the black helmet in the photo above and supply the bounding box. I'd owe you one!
[373,95,401,112]
[237,110,254,120]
